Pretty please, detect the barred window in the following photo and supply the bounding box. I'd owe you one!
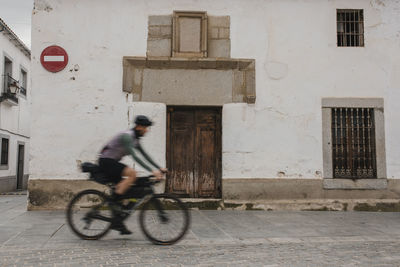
[1,138,9,166]
[331,108,376,178]
[337,9,364,47]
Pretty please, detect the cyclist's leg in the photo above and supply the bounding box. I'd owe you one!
[98,158,135,196]
[111,166,136,235]
[98,159,135,235]
[115,167,137,195]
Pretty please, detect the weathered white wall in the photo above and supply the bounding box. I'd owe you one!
[0,28,31,180]
[31,0,400,180]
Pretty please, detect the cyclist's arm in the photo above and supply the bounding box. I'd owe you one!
[136,143,161,170]
[121,134,153,172]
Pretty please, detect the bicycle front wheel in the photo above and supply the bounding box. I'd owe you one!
[139,194,190,245]
[66,189,113,240]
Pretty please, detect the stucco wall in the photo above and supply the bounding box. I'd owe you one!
[31,0,400,182]
[0,25,31,187]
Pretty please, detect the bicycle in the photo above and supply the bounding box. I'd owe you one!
[66,162,190,245]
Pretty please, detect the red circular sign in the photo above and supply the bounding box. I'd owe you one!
[40,45,68,73]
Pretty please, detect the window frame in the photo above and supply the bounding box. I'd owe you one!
[3,53,14,94]
[172,11,208,58]
[19,65,28,98]
[0,134,10,170]
[336,9,365,47]
[322,98,386,189]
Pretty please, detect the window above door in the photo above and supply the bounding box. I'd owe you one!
[172,11,208,58]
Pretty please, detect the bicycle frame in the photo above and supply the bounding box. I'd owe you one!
[89,177,160,223]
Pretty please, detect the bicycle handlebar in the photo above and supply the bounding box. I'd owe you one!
[131,169,167,186]
[136,175,165,186]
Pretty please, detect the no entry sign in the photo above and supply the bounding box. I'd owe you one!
[40,45,68,73]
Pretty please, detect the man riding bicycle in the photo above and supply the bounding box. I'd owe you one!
[98,115,166,235]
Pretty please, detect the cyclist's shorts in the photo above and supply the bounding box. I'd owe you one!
[98,158,127,183]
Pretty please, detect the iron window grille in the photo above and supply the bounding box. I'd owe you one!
[331,108,377,179]
[19,86,26,96]
[1,74,19,103]
[1,138,9,166]
[337,9,364,47]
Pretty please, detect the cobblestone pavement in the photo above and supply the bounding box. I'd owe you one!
[1,195,400,267]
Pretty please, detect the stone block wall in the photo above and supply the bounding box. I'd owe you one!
[146,15,231,58]
[147,15,172,57]
[208,16,230,58]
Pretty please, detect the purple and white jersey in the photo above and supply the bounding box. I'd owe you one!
[99,129,138,161]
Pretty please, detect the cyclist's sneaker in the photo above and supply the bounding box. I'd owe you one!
[110,221,132,235]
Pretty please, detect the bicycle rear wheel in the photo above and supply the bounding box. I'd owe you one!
[66,190,113,240]
[139,194,190,245]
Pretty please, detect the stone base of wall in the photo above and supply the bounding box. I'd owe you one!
[0,176,17,193]
[0,175,29,193]
[28,179,108,210]
[27,179,166,210]
[27,178,400,211]
[222,199,400,211]
[222,178,400,200]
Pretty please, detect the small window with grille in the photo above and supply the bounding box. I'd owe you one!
[337,9,364,47]
[331,108,376,178]
[1,138,9,166]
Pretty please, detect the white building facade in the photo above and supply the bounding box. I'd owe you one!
[0,18,31,193]
[30,0,400,209]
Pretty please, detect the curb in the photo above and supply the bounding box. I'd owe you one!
[0,190,27,196]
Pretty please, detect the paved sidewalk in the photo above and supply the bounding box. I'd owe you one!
[1,195,400,267]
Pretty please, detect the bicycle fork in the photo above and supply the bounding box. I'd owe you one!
[151,198,169,223]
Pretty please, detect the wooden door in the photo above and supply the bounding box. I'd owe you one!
[16,145,24,190]
[167,107,221,198]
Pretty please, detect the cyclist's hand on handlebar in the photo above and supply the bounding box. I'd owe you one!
[152,169,165,180]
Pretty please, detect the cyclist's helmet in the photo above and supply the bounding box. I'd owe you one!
[134,115,153,126]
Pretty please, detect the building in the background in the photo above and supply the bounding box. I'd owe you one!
[0,18,31,193]
[30,0,400,210]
